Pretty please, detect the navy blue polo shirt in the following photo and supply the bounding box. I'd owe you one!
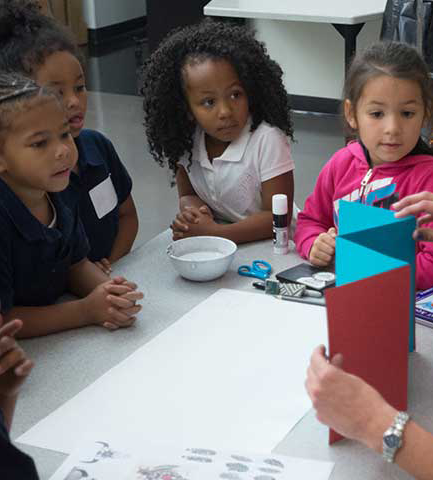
[0,177,89,313]
[0,409,39,479]
[60,129,133,262]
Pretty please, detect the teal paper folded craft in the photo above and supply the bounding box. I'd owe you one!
[336,200,416,351]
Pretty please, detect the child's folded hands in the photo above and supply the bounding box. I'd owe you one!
[171,205,215,240]
[83,277,143,331]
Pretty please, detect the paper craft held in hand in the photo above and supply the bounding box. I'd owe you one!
[325,201,415,444]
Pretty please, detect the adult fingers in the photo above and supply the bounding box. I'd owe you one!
[417,213,433,226]
[414,227,433,242]
[394,198,433,219]
[0,319,23,339]
[330,353,344,368]
[393,192,433,212]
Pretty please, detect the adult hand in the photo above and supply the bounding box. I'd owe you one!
[0,317,33,397]
[393,192,433,242]
[309,227,336,267]
[305,345,396,451]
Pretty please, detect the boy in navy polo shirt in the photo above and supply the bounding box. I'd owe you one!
[0,74,142,338]
[0,1,139,275]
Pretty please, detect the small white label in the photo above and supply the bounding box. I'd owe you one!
[88,175,118,219]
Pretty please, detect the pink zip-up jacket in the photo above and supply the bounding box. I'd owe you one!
[294,141,433,290]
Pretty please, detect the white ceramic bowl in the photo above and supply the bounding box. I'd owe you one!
[167,236,237,282]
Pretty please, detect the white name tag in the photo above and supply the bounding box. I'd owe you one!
[88,175,118,219]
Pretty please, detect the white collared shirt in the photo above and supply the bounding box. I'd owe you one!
[178,120,294,222]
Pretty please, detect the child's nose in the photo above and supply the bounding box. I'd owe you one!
[55,142,70,160]
[218,100,232,118]
[385,115,401,134]
[66,92,80,110]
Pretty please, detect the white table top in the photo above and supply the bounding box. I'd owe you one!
[204,0,386,25]
[12,230,433,479]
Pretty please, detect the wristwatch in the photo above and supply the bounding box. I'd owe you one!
[382,411,410,463]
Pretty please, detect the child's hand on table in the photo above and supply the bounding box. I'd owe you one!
[171,205,215,240]
[309,227,337,267]
[83,277,143,331]
[0,317,33,397]
[94,258,112,276]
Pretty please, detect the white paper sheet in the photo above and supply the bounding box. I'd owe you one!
[50,440,335,480]
[19,289,327,454]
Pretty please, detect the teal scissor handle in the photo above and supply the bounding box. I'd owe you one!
[238,260,271,280]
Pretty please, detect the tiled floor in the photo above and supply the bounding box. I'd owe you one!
[84,38,346,250]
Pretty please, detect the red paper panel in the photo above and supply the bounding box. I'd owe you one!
[325,265,411,444]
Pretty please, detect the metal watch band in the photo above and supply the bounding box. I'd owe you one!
[382,411,410,463]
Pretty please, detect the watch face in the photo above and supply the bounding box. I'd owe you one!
[384,434,400,448]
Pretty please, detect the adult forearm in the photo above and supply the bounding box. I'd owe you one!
[361,409,433,480]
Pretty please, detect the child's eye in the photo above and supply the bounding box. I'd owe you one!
[61,131,71,139]
[30,139,47,148]
[402,111,415,118]
[369,111,383,119]
[201,98,215,107]
[75,85,86,93]
[231,90,243,99]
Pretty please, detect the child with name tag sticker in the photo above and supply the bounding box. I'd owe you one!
[294,42,433,289]
[0,74,142,337]
[142,20,295,244]
[0,1,138,275]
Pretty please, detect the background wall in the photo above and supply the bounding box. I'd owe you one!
[82,0,147,29]
[252,18,382,100]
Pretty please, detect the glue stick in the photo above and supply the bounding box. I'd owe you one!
[272,194,288,254]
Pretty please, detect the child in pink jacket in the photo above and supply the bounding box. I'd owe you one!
[295,42,433,290]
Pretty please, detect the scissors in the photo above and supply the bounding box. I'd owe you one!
[238,260,271,280]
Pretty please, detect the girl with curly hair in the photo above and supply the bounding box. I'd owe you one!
[0,0,138,275]
[142,20,295,244]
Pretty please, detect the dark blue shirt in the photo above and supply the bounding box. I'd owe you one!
[0,409,39,479]
[0,177,89,313]
[60,129,133,261]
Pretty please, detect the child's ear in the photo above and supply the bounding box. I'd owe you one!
[344,99,357,130]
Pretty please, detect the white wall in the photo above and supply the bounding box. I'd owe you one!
[252,18,382,99]
[82,0,147,29]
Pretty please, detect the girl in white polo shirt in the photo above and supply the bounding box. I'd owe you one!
[143,19,295,244]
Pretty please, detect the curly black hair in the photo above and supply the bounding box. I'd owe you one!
[0,0,80,75]
[142,19,294,173]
